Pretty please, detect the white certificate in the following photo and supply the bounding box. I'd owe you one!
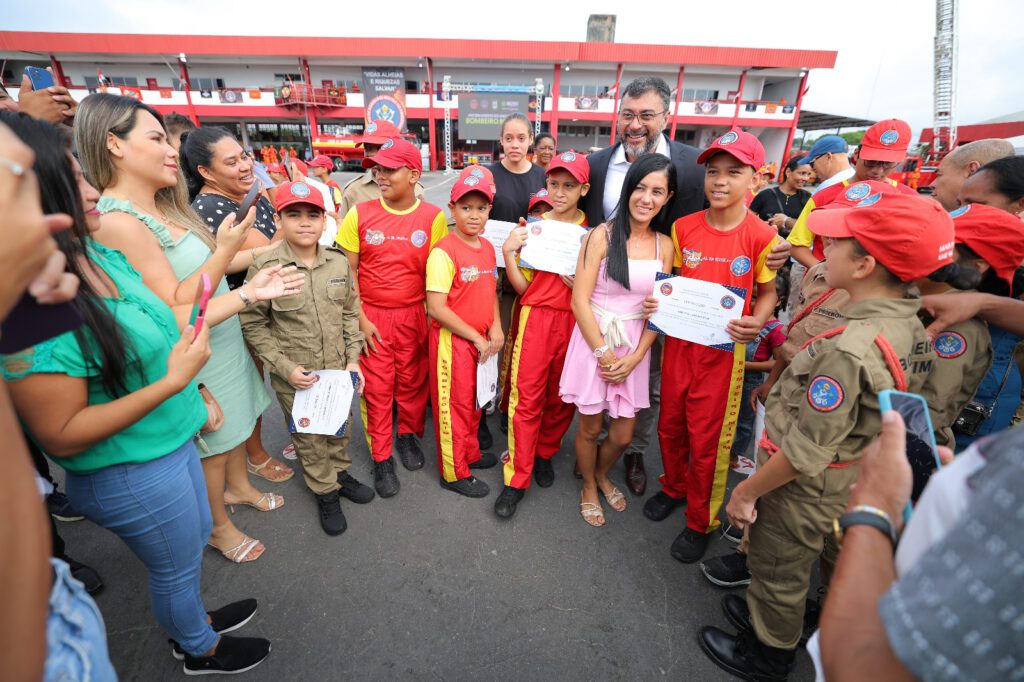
[304,176,339,246]
[482,220,517,268]
[517,220,587,276]
[476,353,499,409]
[290,370,358,436]
[647,273,747,351]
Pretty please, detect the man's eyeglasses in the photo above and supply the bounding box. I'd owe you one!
[618,110,667,123]
[860,159,900,170]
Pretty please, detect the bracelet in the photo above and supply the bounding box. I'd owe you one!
[592,344,609,358]
[237,288,252,306]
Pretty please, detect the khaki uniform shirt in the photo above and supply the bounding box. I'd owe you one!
[763,298,935,503]
[919,292,993,447]
[239,241,363,383]
[339,171,425,218]
[778,261,849,364]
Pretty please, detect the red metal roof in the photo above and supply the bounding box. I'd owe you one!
[0,31,837,69]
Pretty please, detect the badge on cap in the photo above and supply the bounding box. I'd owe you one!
[560,151,577,162]
[366,123,378,133]
[470,168,484,178]
[845,183,871,201]
[381,139,394,150]
[949,204,972,218]
[880,130,900,146]
[292,182,311,198]
[535,189,548,197]
[807,375,844,412]
[464,176,479,186]
[718,131,738,145]
[856,193,883,208]
[934,331,967,359]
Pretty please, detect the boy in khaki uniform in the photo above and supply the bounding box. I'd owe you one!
[699,193,958,680]
[240,181,374,537]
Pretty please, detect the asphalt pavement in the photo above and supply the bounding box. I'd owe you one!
[51,172,818,680]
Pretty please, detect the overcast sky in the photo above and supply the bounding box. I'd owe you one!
[6,0,1022,138]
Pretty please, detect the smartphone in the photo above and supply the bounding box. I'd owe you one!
[188,274,213,340]
[238,179,262,218]
[878,389,941,523]
[0,294,83,353]
[24,66,55,90]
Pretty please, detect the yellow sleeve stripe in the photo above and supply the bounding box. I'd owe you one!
[786,197,817,248]
[426,248,456,294]
[336,205,360,252]
[754,235,780,284]
[430,211,449,248]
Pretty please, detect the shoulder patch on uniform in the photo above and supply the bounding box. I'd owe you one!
[933,331,967,359]
[807,375,845,412]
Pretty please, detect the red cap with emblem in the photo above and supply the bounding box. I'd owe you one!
[266,162,285,174]
[362,138,422,173]
[950,203,1024,290]
[357,120,403,146]
[450,165,496,203]
[697,129,766,169]
[309,155,335,170]
[273,180,326,212]
[808,193,955,282]
[529,189,553,212]
[827,179,902,208]
[546,150,590,184]
[859,118,912,162]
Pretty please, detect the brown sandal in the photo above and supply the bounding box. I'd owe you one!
[246,455,294,483]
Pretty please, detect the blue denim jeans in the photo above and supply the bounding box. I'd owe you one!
[64,439,218,656]
[46,558,117,682]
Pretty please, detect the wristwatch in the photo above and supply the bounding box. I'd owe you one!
[237,288,252,306]
[592,344,609,358]
[833,505,898,549]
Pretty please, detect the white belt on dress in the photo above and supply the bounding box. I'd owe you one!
[590,303,644,351]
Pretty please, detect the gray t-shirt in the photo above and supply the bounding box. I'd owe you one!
[879,423,1024,681]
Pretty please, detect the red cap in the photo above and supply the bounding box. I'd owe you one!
[697,129,766,169]
[265,162,285,174]
[950,203,1024,290]
[758,165,775,180]
[309,155,334,170]
[826,179,901,208]
[362,138,422,173]
[357,120,403,146]
[289,158,308,177]
[808,193,955,281]
[450,165,496,203]
[529,189,553,212]
[859,118,912,162]
[273,180,326,212]
[546,150,590,184]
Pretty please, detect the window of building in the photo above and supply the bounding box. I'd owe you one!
[274,73,303,83]
[682,88,720,101]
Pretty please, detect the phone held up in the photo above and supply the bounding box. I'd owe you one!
[878,389,942,523]
[238,179,262,218]
[24,66,55,91]
[189,274,213,340]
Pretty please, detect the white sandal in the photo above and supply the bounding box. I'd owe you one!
[209,535,264,564]
[580,497,606,527]
[225,492,284,513]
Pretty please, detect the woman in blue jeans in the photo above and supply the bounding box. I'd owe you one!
[0,112,271,675]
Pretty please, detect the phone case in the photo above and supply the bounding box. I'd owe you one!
[25,66,55,90]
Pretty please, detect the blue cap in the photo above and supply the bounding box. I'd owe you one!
[802,135,848,164]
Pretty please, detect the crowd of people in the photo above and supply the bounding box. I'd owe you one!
[2,72,1023,681]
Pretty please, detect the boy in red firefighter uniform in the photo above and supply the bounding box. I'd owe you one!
[335,138,448,498]
[426,166,504,498]
[495,151,590,517]
[646,130,779,563]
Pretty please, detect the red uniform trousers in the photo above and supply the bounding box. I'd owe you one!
[430,327,483,482]
[657,338,746,533]
[498,298,523,413]
[359,302,428,463]
[502,305,577,489]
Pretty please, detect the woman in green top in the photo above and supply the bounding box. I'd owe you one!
[1,112,272,674]
[75,94,304,563]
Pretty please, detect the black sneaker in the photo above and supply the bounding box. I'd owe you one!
[64,557,103,595]
[533,457,555,488]
[395,434,425,471]
[315,491,348,536]
[47,492,84,522]
[183,634,271,675]
[171,599,258,659]
[494,486,525,518]
[702,552,751,588]
[439,475,490,498]
[469,452,498,469]
[642,491,686,522]
[670,527,710,563]
[373,458,400,498]
[722,523,743,544]
[337,471,375,504]
[478,416,494,450]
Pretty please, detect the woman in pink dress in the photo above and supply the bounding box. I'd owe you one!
[560,154,676,526]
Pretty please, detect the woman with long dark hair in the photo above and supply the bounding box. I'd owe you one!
[0,111,272,674]
[75,93,304,563]
[559,153,675,526]
[749,156,812,235]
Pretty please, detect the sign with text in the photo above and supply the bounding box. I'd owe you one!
[361,67,407,131]
[458,91,537,141]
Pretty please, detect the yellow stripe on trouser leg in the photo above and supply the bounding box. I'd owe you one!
[359,397,373,454]
[503,305,532,486]
[707,343,746,532]
[436,328,457,482]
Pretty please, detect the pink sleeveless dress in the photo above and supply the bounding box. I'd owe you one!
[559,237,662,419]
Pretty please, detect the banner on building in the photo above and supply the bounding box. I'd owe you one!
[361,67,407,131]
[218,89,243,104]
[694,100,719,115]
[574,96,599,110]
[159,88,173,99]
[458,92,538,141]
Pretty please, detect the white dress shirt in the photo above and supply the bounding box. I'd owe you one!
[602,134,670,221]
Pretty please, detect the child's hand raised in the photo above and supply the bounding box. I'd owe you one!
[502,223,529,256]
[726,316,764,344]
